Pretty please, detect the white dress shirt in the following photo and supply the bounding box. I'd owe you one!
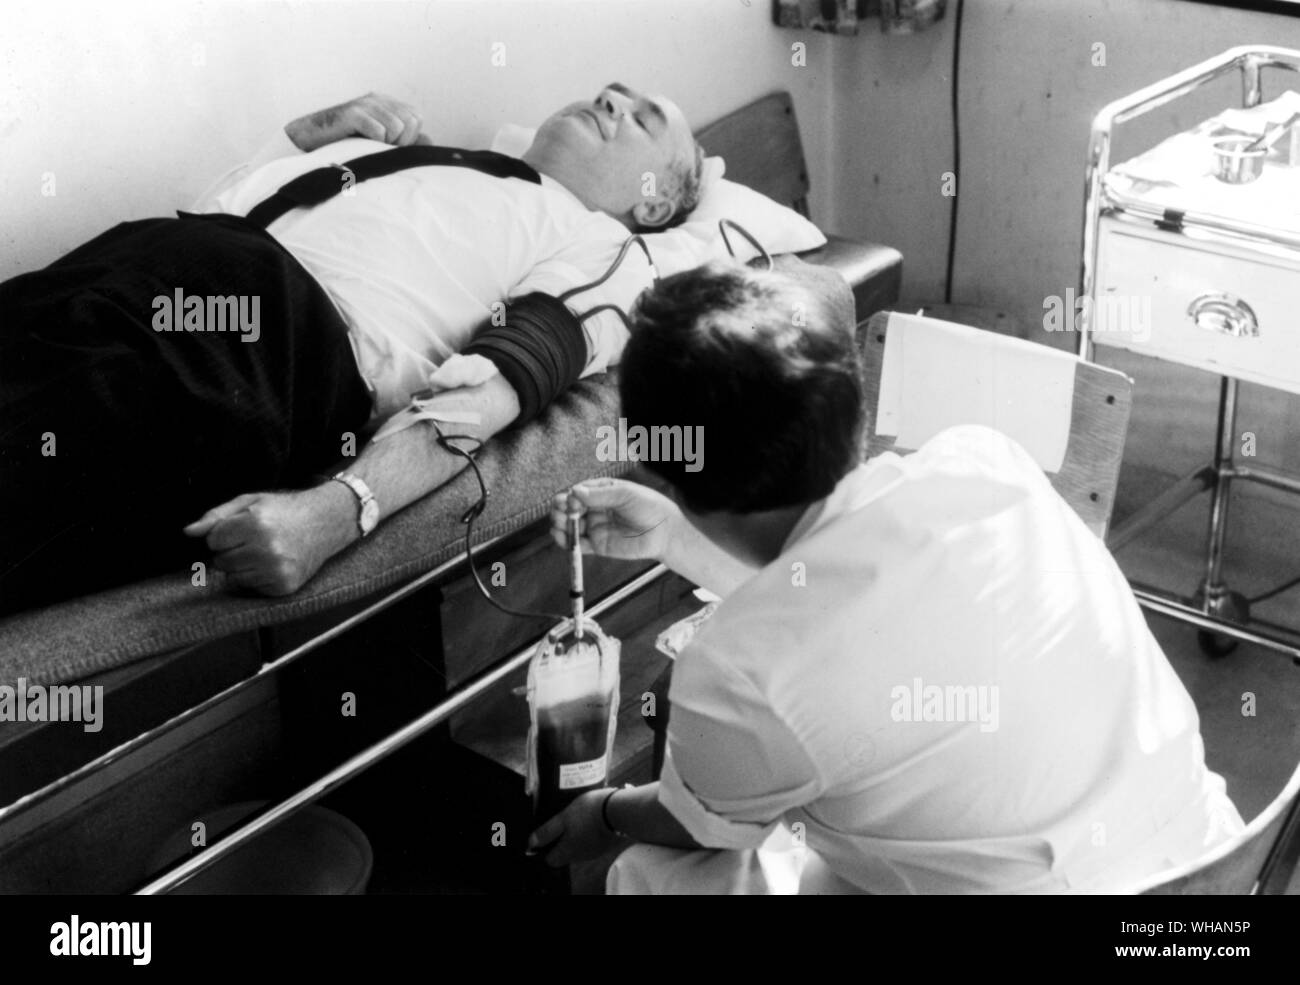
[656,425,1244,893]
[193,132,651,420]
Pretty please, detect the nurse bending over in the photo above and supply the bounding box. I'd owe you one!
[528,260,1243,894]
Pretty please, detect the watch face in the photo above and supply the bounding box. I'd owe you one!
[360,498,380,534]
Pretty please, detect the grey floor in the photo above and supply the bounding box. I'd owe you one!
[1107,394,1300,893]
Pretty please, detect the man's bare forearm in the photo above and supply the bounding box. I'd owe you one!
[320,374,522,545]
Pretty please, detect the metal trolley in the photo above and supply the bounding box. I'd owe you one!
[1080,45,1300,664]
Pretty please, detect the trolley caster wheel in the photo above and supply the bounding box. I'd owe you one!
[1191,587,1250,660]
[1197,629,1238,658]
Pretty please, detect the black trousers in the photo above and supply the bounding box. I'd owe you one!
[0,212,373,616]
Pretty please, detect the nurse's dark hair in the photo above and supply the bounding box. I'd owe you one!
[620,260,864,514]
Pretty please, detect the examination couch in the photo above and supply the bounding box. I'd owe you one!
[0,91,902,892]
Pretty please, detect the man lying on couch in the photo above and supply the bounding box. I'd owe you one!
[530,260,1244,894]
[0,85,701,615]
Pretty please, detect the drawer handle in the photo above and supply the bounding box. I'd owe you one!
[1186,293,1259,338]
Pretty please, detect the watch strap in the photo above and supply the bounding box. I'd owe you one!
[331,471,378,535]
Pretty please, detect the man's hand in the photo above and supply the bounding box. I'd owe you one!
[285,92,430,153]
[182,482,359,595]
[550,478,681,563]
[528,789,625,867]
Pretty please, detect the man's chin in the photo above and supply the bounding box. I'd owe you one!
[531,120,591,158]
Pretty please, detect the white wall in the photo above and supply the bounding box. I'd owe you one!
[829,0,1300,320]
[1,0,837,281]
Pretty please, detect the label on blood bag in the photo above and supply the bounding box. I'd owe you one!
[559,754,608,790]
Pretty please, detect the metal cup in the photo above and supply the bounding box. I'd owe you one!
[1212,136,1267,184]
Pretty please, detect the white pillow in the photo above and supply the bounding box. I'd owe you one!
[491,124,827,275]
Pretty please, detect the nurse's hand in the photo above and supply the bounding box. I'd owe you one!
[551,478,680,563]
[528,789,624,867]
[285,92,426,152]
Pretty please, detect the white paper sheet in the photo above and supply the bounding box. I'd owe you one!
[874,313,1077,473]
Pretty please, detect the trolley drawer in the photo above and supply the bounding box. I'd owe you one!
[1093,220,1300,395]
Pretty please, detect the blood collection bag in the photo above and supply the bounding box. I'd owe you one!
[525,618,620,823]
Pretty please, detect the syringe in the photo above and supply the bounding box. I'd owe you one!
[566,498,584,640]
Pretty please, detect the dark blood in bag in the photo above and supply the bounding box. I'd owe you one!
[533,695,612,822]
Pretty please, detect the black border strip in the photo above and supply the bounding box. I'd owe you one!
[1177,0,1300,18]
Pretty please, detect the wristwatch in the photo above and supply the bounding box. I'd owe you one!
[331,471,379,537]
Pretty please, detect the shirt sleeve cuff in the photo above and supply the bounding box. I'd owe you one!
[188,129,305,213]
[249,128,306,169]
[659,754,782,851]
